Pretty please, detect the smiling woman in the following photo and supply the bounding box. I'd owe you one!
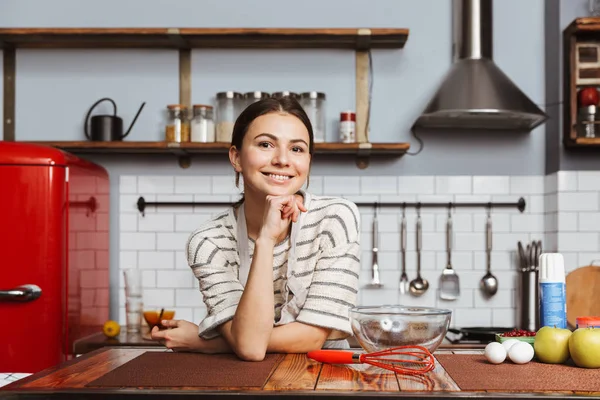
[150,98,361,361]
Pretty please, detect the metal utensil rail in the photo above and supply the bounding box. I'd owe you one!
[136,196,526,216]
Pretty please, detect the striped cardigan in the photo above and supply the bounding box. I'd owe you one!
[186,193,361,342]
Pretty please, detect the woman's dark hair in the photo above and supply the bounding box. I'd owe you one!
[231,97,314,187]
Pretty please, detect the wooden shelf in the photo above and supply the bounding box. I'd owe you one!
[564,17,600,35]
[570,137,600,146]
[23,141,409,169]
[3,28,411,168]
[24,140,410,155]
[0,28,409,50]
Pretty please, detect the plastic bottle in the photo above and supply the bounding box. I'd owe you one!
[538,253,567,329]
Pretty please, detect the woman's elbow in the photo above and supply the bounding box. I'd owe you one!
[234,346,267,361]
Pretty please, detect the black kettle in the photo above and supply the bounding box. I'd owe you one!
[84,97,146,141]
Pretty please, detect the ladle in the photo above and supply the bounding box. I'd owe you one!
[399,205,409,294]
[480,206,498,297]
[409,207,429,296]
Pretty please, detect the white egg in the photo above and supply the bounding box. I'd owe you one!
[501,339,520,352]
[484,342,507,364]
[508,342,534,364]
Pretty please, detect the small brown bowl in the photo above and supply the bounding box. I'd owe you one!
[143,309,175,330]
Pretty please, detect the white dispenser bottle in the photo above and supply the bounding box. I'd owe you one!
[538,253,567,329]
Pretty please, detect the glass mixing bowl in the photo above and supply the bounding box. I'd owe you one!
[349,305,452,353]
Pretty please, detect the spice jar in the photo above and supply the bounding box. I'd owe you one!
[165,104,190,143]
[339,111,356,143]
[272,91,300,100]
[190,104,215,143]
[300,92,326,142]
[215,91,242,143]
[244,91,270,108]
[578,105,597,138]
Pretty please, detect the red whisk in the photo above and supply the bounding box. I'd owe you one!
[307,345,435,375]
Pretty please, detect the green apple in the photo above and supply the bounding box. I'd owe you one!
[569,328,600,369]
[533,326,572,364]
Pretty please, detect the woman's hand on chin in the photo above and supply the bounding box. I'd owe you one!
[259,194,307,243]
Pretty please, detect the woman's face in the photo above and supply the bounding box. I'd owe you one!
[230,112,311,199]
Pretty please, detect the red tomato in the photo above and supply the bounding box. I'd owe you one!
[579,87,600,107]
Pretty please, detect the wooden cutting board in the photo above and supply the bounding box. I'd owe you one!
[566,264,600,328]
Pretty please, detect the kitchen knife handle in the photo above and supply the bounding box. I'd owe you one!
[307,350,357,364]
[0,284,42,302]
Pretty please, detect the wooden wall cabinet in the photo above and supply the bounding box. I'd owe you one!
[1,28,410,168]
[564,17,600,148]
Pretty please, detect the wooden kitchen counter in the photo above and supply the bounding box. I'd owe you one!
[1,346,596,399]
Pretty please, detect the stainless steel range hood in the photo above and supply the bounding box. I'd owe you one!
[412,0,548,131]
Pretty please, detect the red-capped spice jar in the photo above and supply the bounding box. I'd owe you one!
[576,316,600,328]
[339,111,356,143]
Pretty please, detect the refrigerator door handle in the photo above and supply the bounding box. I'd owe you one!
[0,284,42,302]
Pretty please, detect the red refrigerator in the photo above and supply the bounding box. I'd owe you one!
[0,142,110,373]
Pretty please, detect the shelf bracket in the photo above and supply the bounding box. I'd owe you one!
[356,142,372,169]
[165,143,192,169]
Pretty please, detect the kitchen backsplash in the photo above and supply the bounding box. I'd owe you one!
[117,171,600,329]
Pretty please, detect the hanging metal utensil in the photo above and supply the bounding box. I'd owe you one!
[399,205,409,294]
[439,204,460,300]
[480,205,498,297]
[409,206,429,296]
[366,202,383,289]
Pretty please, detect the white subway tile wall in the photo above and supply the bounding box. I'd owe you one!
[555,172,600,270]
[118,174,599,329]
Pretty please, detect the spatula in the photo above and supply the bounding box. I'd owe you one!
[439,205,460,300]
[366,203,383,289]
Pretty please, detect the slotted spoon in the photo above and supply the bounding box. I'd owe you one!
[439,205,460,300]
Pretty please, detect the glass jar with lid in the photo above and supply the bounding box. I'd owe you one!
[272,91,300,100]
[244,91,270,108]
[300,91,326,142]
[215,91,243,143]
[165,104,190,143]
[190,104,215,143]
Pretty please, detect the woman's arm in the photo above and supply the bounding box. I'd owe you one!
[226,236,276,360]
[151,320,233,353]
[268,322,331,353]
[152,318,331,354]
[220,320,331,355]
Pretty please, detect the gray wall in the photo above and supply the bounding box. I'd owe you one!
[1,0,550,176]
